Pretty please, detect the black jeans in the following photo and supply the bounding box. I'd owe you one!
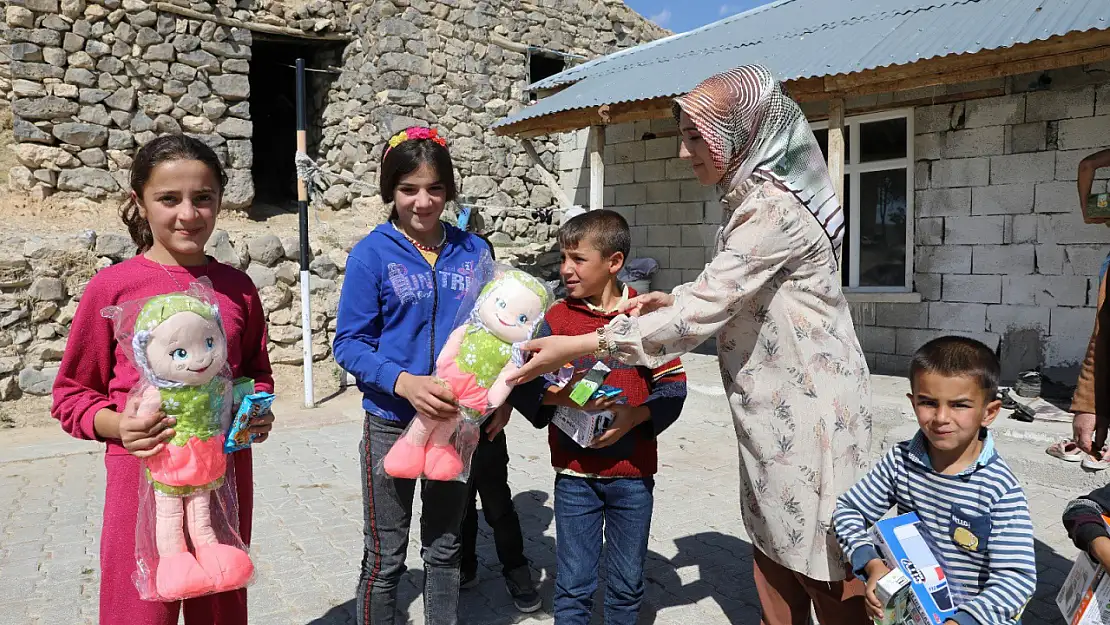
[357,415,469,625]
[460,430,529,577]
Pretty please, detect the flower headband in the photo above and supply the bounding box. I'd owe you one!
[383,126,447,160]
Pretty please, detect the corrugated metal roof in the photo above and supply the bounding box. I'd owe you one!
[493,0,1109,130]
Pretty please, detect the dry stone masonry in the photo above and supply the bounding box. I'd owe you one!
[0,228,352,402]
[2,0,667,247]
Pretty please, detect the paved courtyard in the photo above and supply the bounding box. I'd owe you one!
[0,355,1099,624]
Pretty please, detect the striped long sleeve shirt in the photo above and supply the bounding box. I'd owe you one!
[832,431,1036,625]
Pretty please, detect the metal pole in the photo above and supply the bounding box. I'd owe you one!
[295,58,315,408]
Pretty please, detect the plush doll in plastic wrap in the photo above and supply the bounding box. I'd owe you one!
[382,266,553,481]
[102,280,254,601]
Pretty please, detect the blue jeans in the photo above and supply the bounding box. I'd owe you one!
[553,475,655,625]
[1100,251,1110,283]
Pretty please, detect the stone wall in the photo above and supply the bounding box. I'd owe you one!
[0,227,348,401]
[555,64,1110,379]
[3,0,668,247]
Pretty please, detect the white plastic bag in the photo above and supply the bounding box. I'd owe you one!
[380,260,554,482]
[101,279,255,601]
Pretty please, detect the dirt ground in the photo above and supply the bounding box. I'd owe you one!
[0,186,380,249]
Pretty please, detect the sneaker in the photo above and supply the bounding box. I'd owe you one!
[504,565,542,613]
[460,570,479,590]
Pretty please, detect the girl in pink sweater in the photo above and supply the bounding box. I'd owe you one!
[51,135,275,625]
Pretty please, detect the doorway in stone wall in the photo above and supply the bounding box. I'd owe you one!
[248,36,343,212]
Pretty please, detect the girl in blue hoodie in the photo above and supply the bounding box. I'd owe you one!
[334,127,492,625]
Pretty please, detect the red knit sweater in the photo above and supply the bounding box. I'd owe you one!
[522,292,687,478]
[51,255,274,456]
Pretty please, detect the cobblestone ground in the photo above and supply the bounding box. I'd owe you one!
[0,357,1089,624]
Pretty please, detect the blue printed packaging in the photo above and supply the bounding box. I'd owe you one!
[869,512,968,625]
[224,392,275,453]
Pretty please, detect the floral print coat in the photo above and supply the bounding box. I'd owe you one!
[604,176,873,581]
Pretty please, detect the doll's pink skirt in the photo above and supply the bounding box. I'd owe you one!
[147,435,227,489]
[436,360,490,412]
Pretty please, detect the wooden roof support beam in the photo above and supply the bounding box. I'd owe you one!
[803,86,1007,122]
[590,126,605,211]
[152,2,356,41]
[827,45,1110,101]
[820,28,1110,93]
[489,34,529,55]
[494,96,674,138]
[826,98,846,281]
[520,139,573,210]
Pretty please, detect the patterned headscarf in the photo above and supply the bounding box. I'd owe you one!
[674,65,844,256]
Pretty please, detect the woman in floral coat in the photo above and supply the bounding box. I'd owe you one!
[511,65,873,624]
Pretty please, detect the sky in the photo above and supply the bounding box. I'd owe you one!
[624,0,777,32]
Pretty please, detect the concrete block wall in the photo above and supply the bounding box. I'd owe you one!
[557,117,717,292]
[554,65,1110,381]
[853,67,1110,381]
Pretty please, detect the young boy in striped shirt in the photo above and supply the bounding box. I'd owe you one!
[833,336,1036,625]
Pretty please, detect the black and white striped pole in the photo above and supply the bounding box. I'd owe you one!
[295,57,315,408]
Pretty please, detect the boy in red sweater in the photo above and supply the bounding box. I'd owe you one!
[510,210,686,625]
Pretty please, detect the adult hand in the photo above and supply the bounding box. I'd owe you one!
[1075,412,1097,454]
[249,407,275,444]
[119,395,176,459]
[510,333,598,385]
[484,404,511,440]
[618,292,675,318]
[863,559,892,621]
[591,405,648,448]
[396,373,458,421]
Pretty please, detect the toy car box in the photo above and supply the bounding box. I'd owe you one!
[551,405,614,448]
[869,512,963,625]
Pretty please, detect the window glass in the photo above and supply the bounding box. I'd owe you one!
[860,118,908,162]
[858,169,907,287]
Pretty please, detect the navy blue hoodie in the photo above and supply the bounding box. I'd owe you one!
[334,222,492,423]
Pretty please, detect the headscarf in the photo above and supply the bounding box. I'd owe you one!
[674,65,844,256]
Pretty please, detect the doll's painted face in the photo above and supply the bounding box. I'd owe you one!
[478,281,543,344]
[146,311,228,386]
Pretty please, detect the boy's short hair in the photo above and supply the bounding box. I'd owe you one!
[909,336,1000,400]
[558,209,631,258]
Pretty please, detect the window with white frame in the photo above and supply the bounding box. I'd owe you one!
[811,110,914,292]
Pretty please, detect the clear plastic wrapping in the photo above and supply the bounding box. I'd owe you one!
[380,260,554,482]
[101,279,255,601]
